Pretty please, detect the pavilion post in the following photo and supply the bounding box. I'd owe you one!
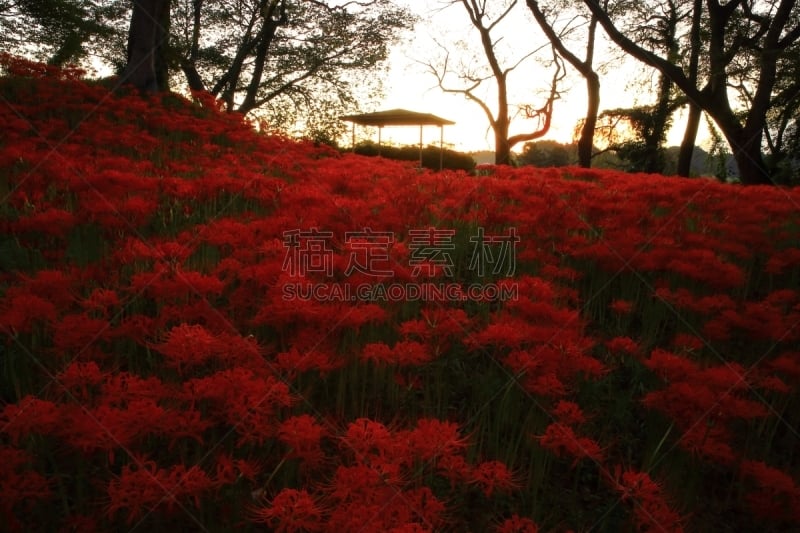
[351,123,355,151]
[378,126,382,155]
[439,126,444,171]
[419,125,423,168]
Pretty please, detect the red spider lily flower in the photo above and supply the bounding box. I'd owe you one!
[525,372,569,398]
[678,423,736,465]
[183,369,294,447]
[506,298,580,327]
[494,514,539,533]
[213,453,262,486]
[275,347,340,376]
[768,351,800,383]
[140,269,224,301]
[340,418,395,459]
[51,313,111,356]
[59,401,167,458]
[18,269,76,309]
[81,288,120,316]
[327,463,397,504]
[551,400,587,426]
[278,414,328,469]
[157,407,212,449]
[107,462,213,525]
[609,467,685,533]
[213,331,264,367]
[398,318,430,340]
[739,459,800,523]
[404,486,447,529]
[387,524,433,533]
[360,342,395,365]
[251,488,324,532]
[56,361,105,403]
[333,303,389,330]
[470,460,520,497]
[0,292,57,334]
[666,249,744,290]
[697,363,751,393]
[154,323,218,374]
[0,396,61,445]
[605,336,639,356]
[0,446,53,530]
[361,340,433,367]
[435,453,472,486]
[11,207,77,238]
[100,372,171,406]
[408,418,469,462]
[609,299,634,315]
[110,314,156,345]
[327,502,389,531]
[536,423,604,465]
[755,374,791,393]
[671,333,704,352]
[418,307,472,339]
[465,319,547,350]
[643,349,699,382]
[765,248,800,275]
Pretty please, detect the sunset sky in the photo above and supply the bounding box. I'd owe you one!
[368,0,708,153]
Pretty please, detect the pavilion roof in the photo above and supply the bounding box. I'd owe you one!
[341,108,455,127]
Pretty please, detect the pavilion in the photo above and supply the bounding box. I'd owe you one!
[340,108,455,170]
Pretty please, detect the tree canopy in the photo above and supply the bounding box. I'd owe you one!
[1,0,412,139]
[583,0,800,185]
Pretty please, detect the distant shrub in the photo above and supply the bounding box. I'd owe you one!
[517,140,576,168]
[352,141,475,172]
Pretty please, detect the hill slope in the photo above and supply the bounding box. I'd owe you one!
[2,55,800,532]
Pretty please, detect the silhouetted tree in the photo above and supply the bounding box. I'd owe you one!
[121,0,171,92]
[584,0,800,185]
[526,0,606,168]
[427,0,564,165]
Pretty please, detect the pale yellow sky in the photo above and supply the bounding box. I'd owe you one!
[368,0,710,154]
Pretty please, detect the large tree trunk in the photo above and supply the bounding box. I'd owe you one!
[577,72,600,168]
[677,103,701,176]
[494,116,512,165]
[728,128,772,185]
[121,0,171,93]
[676,0,703,177]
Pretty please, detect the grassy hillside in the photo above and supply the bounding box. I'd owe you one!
[1,54,799,532]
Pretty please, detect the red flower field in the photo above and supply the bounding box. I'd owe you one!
[1,54,799,532]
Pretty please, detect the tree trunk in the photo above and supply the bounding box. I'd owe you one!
[729,128,772,185]
[121,0,171,93]
[495,118,512,165]
[676,0,703,177]
[677,103,701,176]
[527,0,602,168]
[578,72,600,168]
